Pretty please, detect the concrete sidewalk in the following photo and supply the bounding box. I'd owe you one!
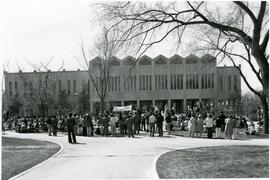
[4,131,269,179]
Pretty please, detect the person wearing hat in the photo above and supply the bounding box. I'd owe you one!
[66,113,77,143]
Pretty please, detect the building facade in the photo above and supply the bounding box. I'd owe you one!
[2,54,241,116]
[89,54,241,113]
[3,69,90,116]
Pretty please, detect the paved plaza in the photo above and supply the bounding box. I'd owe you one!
[4,131,269,180]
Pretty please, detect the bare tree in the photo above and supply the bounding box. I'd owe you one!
[77,85,90,114]
[16,58,64,127]
[242,91,261,115]
[2,60,10,118]
[77,26,122,114]
[1,60,9,93]
[96,1,269,133]
[58,89,72,115]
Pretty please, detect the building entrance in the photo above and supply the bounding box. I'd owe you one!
[186,99,199,111]
[171,99,184,113]
[155,100,168,110]
[139,100,152,111]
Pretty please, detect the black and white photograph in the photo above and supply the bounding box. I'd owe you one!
[1,0,269,179]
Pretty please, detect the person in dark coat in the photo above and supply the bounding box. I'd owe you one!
[102,114,110,136]
[126,114,134,138]
[46,115,52,136]
[118,113,125,135]
[137,109,142,130]
[82,115,87,136]
[66,113,77,143]
[215,116,223,138]
[133,112,140,134]
[156,112,164,136]
[51,115,58,136]
[141,113,146,131]
[149,112,156,137]
[145,111,150,132]
[86,114,93,136]
[219,111,226,131]
[165,113,172,135]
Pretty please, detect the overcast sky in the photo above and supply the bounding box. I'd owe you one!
[0,0,264,94]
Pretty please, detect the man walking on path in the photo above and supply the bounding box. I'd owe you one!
[66,113,77,144]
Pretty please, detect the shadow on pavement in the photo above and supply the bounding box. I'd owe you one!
[73,142,87,145]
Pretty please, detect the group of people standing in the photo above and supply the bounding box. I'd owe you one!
[187,111,242,140]
[98,110,169,138]
[5,106,257,143]
[59,108,175,142]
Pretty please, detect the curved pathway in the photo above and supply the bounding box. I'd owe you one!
[4,131,268,179]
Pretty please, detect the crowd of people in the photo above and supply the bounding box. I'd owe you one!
[2,106,264,143]
[186,112,247,139]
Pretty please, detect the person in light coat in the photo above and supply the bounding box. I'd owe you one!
[188,114,197,138]
[149,112,156,137]
[110,114,118,136]
[205,114,214,138]
[232,117,240,140]
[225,116,234,139]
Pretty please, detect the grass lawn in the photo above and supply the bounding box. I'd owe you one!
[157,145,269,179]
[2,137,61,180]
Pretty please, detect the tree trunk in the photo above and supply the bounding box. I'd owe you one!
[252,48,269,134]
[259,93,269,134]
[100,97,105,114]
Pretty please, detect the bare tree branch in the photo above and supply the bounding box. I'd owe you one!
[234,1,256,23]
